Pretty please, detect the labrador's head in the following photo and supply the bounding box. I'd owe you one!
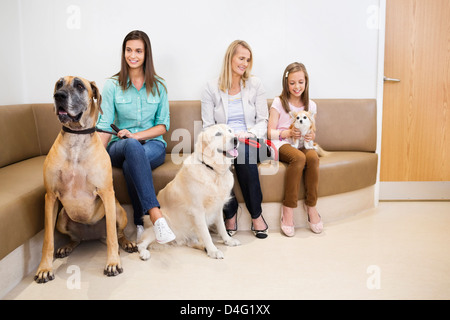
[195,124,239,169]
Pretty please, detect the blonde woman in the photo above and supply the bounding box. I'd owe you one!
[268,62,323,237]
[201,40,269,239]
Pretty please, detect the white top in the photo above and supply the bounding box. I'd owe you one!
[201,76,268,138]
[227,92,247,133]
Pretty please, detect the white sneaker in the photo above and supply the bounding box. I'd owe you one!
[136,225,144,242]
[154,218,176,244]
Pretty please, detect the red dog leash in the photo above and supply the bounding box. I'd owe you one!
[238,137,278,161]
[238,137,261,148]
[265,139,278,161]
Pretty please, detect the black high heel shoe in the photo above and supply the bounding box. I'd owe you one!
[251,214,268,239]
[225,213,238,237]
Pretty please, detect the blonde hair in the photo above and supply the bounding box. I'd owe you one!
[219,40,253,92]
[279,62,310,113]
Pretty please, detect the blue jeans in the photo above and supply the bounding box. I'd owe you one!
[223,142,263,220]
[107,139,166,226]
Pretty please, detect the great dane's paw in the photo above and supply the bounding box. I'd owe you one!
[55,241,80,258]
[121,240,138,253]
[104,264,123,277]
[224,237,241,247]
[139,249,151,261]
[55,246,73,258]
[34,269,55,284]
[207,248,224,259]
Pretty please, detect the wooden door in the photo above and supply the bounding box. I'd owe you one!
[381,0,450,182]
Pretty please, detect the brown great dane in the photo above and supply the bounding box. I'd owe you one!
[34,76,136,283]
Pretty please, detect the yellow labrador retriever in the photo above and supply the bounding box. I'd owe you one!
[34,76,136,283]
[138,124,241,260]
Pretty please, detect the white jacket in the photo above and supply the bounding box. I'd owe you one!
[201,76,268,138]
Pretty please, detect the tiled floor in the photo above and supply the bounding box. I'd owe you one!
[3,201,450,300]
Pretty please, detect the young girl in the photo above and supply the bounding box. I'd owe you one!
[267,62,323,237]
[97,30,175,243]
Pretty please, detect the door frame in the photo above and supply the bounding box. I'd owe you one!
[375,0,386,203]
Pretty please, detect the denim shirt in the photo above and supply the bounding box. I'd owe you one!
[97,77,170,146]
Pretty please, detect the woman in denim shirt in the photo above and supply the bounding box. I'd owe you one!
[97,30,175,244]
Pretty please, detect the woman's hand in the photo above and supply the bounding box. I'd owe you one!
[117,129,137,140]
[116,124,166,142]
[237,131,256,139]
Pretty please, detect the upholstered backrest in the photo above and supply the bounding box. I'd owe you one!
[163,100,202,154]
[31,104,61,155]
[0,98,376,168]
[314,99,377,152]
[0,104,42,168]
[163,99,377,154]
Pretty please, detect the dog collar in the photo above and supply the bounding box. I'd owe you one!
[201,161,215,171]
[62,126,96,135]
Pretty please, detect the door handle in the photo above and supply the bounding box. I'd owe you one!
[384,76,400,82]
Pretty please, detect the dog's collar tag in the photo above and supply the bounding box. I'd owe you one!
[62,126,96,135]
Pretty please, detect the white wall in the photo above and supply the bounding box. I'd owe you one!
[0,0,381,105]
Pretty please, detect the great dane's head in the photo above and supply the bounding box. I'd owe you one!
[53,76,102,129]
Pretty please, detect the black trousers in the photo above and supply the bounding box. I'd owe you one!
[223,139,266,220]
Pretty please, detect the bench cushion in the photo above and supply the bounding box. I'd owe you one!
[112,151,378,205]
[0,156,46,260]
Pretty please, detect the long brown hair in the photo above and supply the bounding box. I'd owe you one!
[218,40,253,92]
[114,30,166,96]
[279,62,309,113]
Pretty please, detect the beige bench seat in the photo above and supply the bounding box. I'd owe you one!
[0,98,378,262]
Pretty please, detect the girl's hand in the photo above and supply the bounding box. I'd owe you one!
[304,131,315,142]
[290,128,301,139]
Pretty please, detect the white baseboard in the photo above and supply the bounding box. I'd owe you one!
[237,186,376,230]
[379,181,450,200]
[0,230,66,299]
